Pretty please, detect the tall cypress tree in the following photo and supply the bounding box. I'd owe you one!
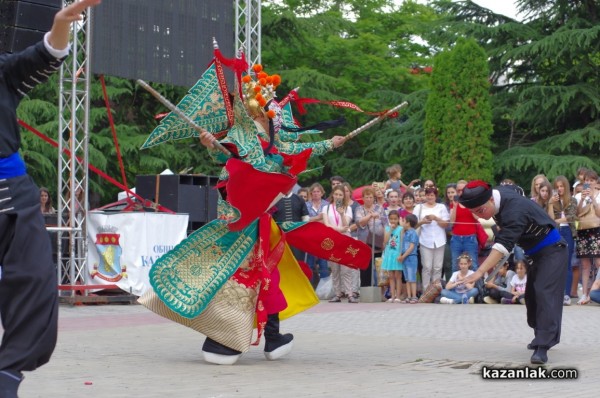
[430,0,600,186]
[423,38,493,188]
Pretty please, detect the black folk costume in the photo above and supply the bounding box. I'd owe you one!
[0,36,66,394]
[460,182,568,364]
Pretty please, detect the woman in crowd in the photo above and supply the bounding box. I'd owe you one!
[356,187,388,287]
[323,186,357,303]
[530,174,549,201]
[343,182,361,293]
[547,175,578,306]
[573,169,600,305]
[306,182,330,282]
[401,191,416,214]
[373,182,387,207]
[385,189,402,215]
[442,183,457,280]
[414,187,450,291]
[533,180,553,209]
[40,187,56,214]
[449,180,480,272]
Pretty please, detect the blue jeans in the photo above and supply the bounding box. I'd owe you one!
[450,235,479,272]
[441,287,479,304]
[307,254,329,278]
[558,226,574,295]
[590,289,600,304]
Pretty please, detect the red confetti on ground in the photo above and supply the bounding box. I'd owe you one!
[84,381,93,385]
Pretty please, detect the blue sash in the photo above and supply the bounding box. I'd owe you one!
[0,152,27,179]
[524,228,561,256]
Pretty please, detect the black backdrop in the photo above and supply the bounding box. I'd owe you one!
[90,0,235,87]
[0,0,61,53]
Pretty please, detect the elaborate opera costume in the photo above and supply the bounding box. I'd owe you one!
[139,54,371,365]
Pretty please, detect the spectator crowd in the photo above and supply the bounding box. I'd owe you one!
[286,165,600,306]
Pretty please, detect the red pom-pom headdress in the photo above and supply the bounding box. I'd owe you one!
[242,64,282,120]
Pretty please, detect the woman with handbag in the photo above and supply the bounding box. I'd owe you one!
[356,187,388,287]
[414,187,450,292]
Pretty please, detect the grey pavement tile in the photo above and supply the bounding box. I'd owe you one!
[12,301,595,397]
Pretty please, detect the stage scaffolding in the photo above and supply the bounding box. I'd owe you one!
[55,0,262,301]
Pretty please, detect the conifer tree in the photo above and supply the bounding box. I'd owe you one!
[431,0,600,186]
[423,38,493,188]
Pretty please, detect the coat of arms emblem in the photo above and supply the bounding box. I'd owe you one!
[91,225,127,282]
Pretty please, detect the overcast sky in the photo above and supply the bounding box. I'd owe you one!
[471,0,520,20]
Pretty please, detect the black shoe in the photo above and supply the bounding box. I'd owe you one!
[264,333,294,360]
[0,371,23,398]
[264,313,294,360]
[202,337,242,365]
[530,347,548,364]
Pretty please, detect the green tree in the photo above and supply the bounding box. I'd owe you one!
[262,0,438,188]
[432,0,600,187]
[423,38,493,188]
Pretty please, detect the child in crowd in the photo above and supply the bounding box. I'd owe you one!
[399,213,419,303]
[384,164,418,195]
[413,188,426,205]
[483,261,516,304]
[381,210,404,302]
[440,253,479,304]
[502,260,527,304]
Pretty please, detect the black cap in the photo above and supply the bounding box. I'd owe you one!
[458,181,492,209]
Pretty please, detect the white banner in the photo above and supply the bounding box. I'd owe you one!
[87,212,189,296]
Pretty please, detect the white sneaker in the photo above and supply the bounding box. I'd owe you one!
[563,295,571,306]
[440,297,455,304]
[202,351,241,365]
[483,296,498,304]
[577,295,589,305]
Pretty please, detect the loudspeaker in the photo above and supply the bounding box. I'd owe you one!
[135,174,219,226]
[0,0,61,53]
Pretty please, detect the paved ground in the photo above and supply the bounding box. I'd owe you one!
[15,299,598,398]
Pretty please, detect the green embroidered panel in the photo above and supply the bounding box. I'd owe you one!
[141,62,231,149]
[149,219,258,318]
